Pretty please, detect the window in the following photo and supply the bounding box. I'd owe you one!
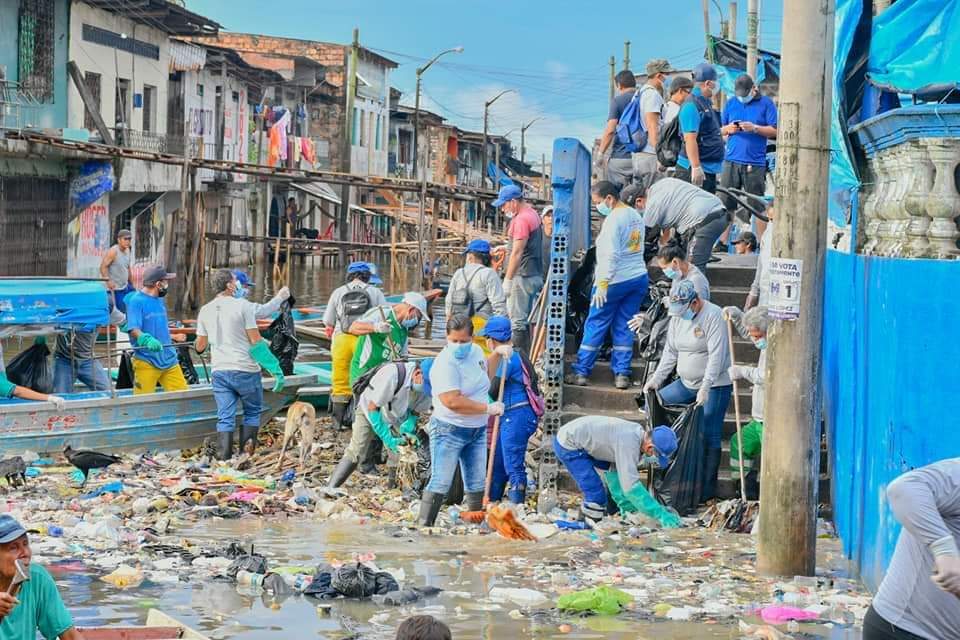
[83,72,101,131]
[359,109,366,147]
[142,85,156,133]
[351,107,359,145]
[375,114,381,151]
[115,78,130,127]
[18,0,55,102]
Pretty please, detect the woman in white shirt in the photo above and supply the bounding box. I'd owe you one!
[419,314,505,526]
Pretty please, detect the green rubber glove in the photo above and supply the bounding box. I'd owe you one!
[249,340,285,392]
[604,470,682,529]
[368,411,401,453]
[34,335,47,346]
[137,332,163,352]
[400,414,421,447]
[603,471,634,514]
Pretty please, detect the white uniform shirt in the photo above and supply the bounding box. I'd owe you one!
[196,296,259,373]
[359,361,431,427]
[429,343,490,428]
[652,300,731,391]
[643,177,725,233]
[595,205,647,286]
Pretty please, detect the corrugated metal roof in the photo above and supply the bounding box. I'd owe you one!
[169,41,207,71]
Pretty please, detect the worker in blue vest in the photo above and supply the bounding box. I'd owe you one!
[673,63,724,194]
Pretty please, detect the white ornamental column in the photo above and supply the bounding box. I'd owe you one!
[923,138,960,259]
[904,139,935,258]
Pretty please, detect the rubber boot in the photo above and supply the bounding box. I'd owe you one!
[327,456,358,488]
[506,485,526,505]
[216,431,234,461]
[418,491,446,527]
[702,447,722,502]
[360,437,383,474]
[240,425,260,455]
[465,491,484,512]
[330,400,349,431]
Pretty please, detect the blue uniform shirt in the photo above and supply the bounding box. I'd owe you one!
[721,94,778,166]
[125,291,178,370]
[676,87,724,174]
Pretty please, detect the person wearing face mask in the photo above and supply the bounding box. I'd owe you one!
[124,265,188,395]
[566,181,648,390]
[655,243,710,301]
[718,73,778,248]
[327,358,433,488]
[674,63,724,194]
[195,269,287,459]
[349,292,428,388]
[418,314,503,527]
[230,270,291,319]
[643,280,732,503]
[722,305,768,500]
[554,417,679,524]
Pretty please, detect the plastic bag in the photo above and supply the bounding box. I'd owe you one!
[6,343,53,394]
[227,552,268,579]
[177,345,199,385]
[116,352,135,390]
[268,296,299,375]
[329,563,398,598]
[654,403,706,516]
[556,585,633,616]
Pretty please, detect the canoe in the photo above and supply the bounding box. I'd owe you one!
[0,373,318,457]
[80,609,209,640]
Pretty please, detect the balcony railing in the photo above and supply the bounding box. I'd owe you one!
[0,81,43,132]
[112,127,170,154]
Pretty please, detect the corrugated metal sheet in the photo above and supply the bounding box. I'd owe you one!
[0,176,68,276]
[169,40,206,71]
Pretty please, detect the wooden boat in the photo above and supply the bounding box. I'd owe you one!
[79,609,208,640]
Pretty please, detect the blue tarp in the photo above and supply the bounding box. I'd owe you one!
[0,280,109,327]
[867,0,960,95]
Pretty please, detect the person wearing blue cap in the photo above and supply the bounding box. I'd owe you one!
[674,63,724,194]
[478,316,541,504]
[643,279,732,502]
[553,416,680,526]
[0,515,82,639]
[230,270,292,319]
[445,238,507,355]
[493,183,544,353]
[322,261,388,430]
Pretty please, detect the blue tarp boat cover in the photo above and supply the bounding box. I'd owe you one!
[0,279,109,327]
[867,0,960,95]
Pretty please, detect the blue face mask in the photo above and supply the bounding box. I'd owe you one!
[402,316,420,329]
[663,267,679,280]
[737,94,752,104]
[412,382,424,394]
[448,341,472,360]
[641,454,661,468]
[233,283,246,299]
[680,307,695,321]
[755,337,767,350]
[597,202,612,217]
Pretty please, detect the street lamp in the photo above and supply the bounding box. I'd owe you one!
[482,89,516,188]
[412,46,463,179]
[520,117,542,166]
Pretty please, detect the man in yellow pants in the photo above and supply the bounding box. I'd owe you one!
[322,262,386,429]
[125,265,188,394]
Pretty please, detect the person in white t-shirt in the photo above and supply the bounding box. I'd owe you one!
[195,270,287,460]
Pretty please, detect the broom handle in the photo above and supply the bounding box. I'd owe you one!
[726,316,748,502]
[482,361,510,505]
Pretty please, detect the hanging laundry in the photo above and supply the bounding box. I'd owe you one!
[267,110,290,166]
[301,137,316,165]
[291,136,302,165]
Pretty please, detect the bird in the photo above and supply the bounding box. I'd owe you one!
[63,445,122,486]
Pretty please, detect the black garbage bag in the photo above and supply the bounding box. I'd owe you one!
[329,563,398,599]
[6,342,53,394]
[177,345,199,385]
[373,585,444,606]
[654,402,706,517]
[227,551,268,579]
[303,567,335,598]
[268,296,299,375]
[635,280,672,372]
[116,352,135,390]
[567,247,595,341]
[262,572,293,596]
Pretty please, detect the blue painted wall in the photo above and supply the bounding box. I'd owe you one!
[0,0,70,129]
[823,248,960,590]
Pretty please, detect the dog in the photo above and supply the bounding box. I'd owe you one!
[275,401,317,471]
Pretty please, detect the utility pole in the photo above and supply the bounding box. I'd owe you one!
[520,117,541,167]
[746,0,759,78]
[623,41,631,71]
[756,0,835,577]
[702,0,715,62]
[481,89,514,188]
[413,46,463,180]
[729,1,738,39]
[609,55,616,101]
[339,28,359,267]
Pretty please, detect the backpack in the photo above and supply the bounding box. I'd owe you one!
[656,114,683,168]
[339,286,372,333]
[518,353,545,418]
[448,268,481,317]
[615,86,656,154]
[351,361,407,404]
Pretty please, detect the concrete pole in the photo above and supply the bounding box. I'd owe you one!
[609,56,616,101]
[728,1,738,39]
[623,41,631,71]
[702,0,715,62]
[746,0,760,78]
[756,0,835,577]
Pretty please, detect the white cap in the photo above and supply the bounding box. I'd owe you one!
[402,291,431,321]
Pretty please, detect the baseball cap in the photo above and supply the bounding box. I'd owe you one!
[117,229,132,239]
[346,261,372,275]
[365,262,383,286]
[651,425,679,468]
[142,265,176,286]
[735,231,758,251]
[667,279,699,316]
[0,515,28,544]
[419,358,434,397]
[669,75,694,95]
[464,238,492,255]
[402,291,431,322]
[232,270,255,287]
[692,62,718,82]
[734,73,755,98]
[646,58,673,76]
[477,316,512,342]
[492,183,523,207]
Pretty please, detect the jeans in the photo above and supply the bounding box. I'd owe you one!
[211,370,264,433]
[110,283,135,314]
[507,274,543,332]
[425,417,487,494]
[53,356,109,394]
[488,405,538,501]
[572,275,648,377]
[553,435,611,509]
[658,379,732,449]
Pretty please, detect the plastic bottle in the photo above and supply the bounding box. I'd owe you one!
[47,525,63,538]
[236,570,265,588]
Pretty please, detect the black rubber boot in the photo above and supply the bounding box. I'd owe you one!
[329,400,350,431]
[216,431,234,461]
[327,456,358,488]
[702,447,722,502]
[465,491,484,512]
[418,491,446,527]
[240,425,260,455]
[359,437,383,474]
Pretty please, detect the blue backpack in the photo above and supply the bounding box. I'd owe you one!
[615,86,656,153]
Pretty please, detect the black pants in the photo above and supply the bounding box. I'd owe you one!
[720,161,766,217]
[674,165,717,194]
[863,606,928,640]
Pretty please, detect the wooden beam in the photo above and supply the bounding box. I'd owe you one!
[66,61,114,145]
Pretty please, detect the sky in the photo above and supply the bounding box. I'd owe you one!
[188,0,784,161]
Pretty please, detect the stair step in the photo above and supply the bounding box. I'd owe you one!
[710,285,751,309]
[562,383,640,413]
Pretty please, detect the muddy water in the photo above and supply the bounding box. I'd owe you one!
[53,518,864,639]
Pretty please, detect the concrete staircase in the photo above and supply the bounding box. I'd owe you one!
[558,254,831,501]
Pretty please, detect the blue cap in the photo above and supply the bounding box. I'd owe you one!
[478,316,512,342]
[365,262,383,286]
[464,239,491,255]
[651,425,678,468]
[347,261,372,275]
[232,270,255,287]
[492,183,522,208]
[0,515,28,544]
[667,279,699,317]
[419,358,434,398]
[692,62,717,82]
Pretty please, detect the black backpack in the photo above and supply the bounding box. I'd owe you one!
[656,115,683,168]
[351,361,407,403]
[339,287,373,333]
[448,268,480,317]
